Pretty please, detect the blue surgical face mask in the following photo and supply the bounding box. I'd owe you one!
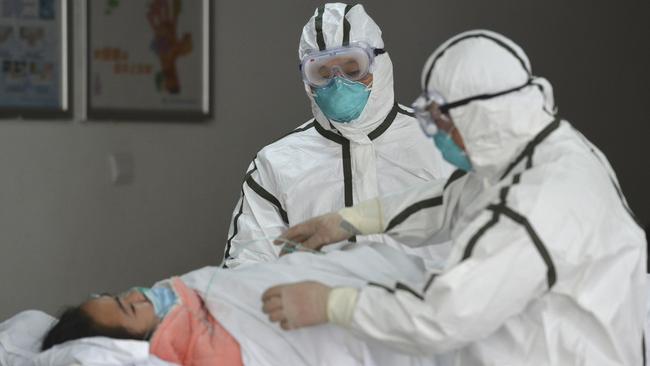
[312,77,371,123]
[136,287,177,319]
[433,130,473,172]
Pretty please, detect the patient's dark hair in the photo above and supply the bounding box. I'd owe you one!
[41,306,141,351]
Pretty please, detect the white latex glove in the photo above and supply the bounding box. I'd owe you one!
[274,213,355,253]
[262,281,332,330]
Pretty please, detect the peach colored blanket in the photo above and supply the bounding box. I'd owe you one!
[150,278,243,366]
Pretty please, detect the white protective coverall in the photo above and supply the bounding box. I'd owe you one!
[329,30,647,365]
[222,3,452,269]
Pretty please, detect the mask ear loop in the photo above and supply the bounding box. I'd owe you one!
[436,117,469,152]
[444,124,457,137]
[364,79,373,92]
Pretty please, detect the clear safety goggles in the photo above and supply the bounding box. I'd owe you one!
[412,80,534,136]
[300,42,385,88]
[412,90,454,137]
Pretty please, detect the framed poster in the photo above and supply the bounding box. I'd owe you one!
[0,0,70,118]
[87,0,211,121]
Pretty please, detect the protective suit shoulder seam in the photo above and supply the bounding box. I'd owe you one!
[264,121,318,148]
[283,120,317,138]
[488,204,557,289]
[222,164,260,264]
[245,175,289,225]
[222,193,245,266]
[574,128,642,227]
[500,119,560,180]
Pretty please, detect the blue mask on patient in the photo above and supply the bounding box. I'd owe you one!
[136,287,177,319]
[433,130,473,172]
[313,77,371,123]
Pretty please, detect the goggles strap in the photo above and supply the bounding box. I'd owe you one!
[440,79,532,114]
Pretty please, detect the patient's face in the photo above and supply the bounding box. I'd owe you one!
[81,289,159,337]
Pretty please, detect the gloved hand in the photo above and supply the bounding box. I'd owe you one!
[274,212,354,253]
[262,281,332,330]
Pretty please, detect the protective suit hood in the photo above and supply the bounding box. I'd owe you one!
[300,3,395,142]
[422,30,557,179]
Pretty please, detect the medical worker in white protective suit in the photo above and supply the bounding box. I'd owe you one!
[221,3,452,269]
[262,30,647,365]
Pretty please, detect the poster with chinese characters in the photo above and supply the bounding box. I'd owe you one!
[88,0,210,120]
[0,0,68,115]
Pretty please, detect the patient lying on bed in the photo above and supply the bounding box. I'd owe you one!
[36,243,442,366]
[43,277,243,366]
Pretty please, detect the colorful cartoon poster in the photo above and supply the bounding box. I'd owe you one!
[0,0,68,111]
[88,0,210,118]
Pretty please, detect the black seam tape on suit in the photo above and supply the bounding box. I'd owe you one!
[313,102,399,243]
[461,209,500,260]
[368,282,424,300]
[270,121,317,147]
[222,194,244,268]
[283,121,316,138]
[459,120,560,288]
[245,175,289,225]
[342,141,353,207]
[313,122,357,241]
[314,122,348,144]
[423,273,438,292]
[368,102,399,141]
[342,4,354,46]
[576,131,642,227]
[342,139,356,242]
[225,119,318,264]
[500,119,560,180]
[314,102,400,143]
[423,32,531,91]
[395,282,425,300]
[223,165,259,265]
[444,169,467,190]
[367,282,395,293]
[385,196,443,232]
[315,5,325,51]
[417,170,467,291]
[488,204,557,289]
[439,81,532,114]
[396,104,415,117]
